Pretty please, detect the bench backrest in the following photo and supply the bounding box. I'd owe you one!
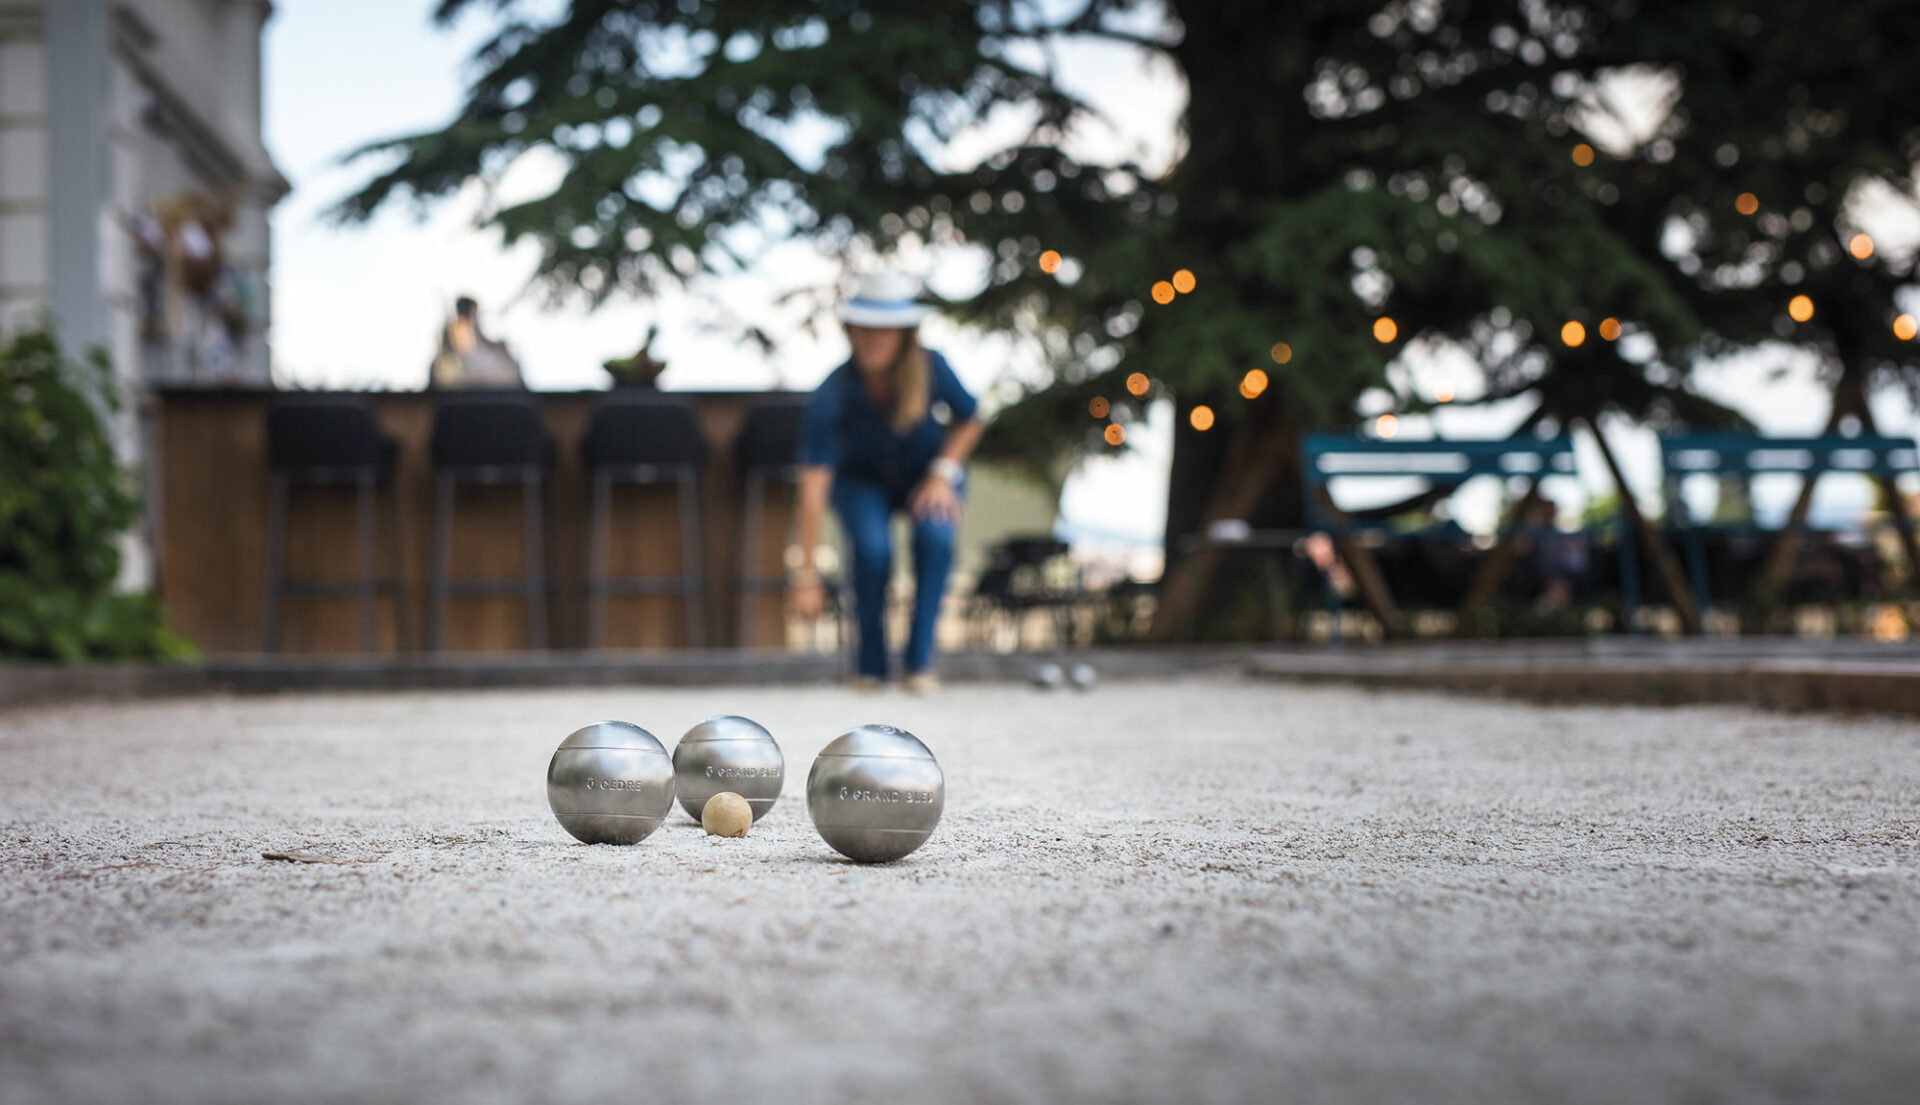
[1301,434,1577,532]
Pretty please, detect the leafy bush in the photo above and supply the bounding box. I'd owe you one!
[0,327,194,660]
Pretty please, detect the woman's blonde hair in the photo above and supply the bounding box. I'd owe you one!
[882,329,930,433]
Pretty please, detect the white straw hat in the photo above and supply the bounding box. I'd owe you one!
[837,272,936,328]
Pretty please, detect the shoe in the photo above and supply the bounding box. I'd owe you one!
[904,672,941,695]
[849,676,884,694]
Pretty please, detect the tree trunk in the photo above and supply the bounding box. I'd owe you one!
[1143,412,1298,642]
[1459,479,1543,618]
[1752,368,1865,604]
[1853,403,1920,586]
[1584,417,1702,635]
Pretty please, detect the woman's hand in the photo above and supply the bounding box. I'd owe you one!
[790,576,826,620]
[908,474,962,523]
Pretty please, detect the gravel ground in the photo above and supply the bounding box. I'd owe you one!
[1,677,1917,1105]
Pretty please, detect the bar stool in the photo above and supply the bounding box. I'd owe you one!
[262,396,408,653]
[582,393,707,647]
[735,395,823,646]
[427,393,553,651]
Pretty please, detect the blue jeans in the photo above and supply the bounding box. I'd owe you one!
[832,475,959,679]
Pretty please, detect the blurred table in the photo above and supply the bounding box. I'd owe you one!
[151,387,802,654]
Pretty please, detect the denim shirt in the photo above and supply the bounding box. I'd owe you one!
[799,350,979,494]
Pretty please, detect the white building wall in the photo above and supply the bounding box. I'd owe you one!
[0,8,48,335]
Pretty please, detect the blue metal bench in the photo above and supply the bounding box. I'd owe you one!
[1302,434,1578,533]
[1299,434,1586,634]
[1658,433,1920,614]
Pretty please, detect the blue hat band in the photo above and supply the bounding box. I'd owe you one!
[848,296,920,311]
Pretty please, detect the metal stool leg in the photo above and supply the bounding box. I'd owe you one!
[523,470,547,651]
[429,472,453,652]
[587,468,611,648]
[357,471,377,653]
[678,466,705,647]
[388,479,411,652]
[739,472,764,647]
[262,472,288,653]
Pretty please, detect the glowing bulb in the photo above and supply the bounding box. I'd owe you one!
[1735,192,1759,215]
[1373,317,1398,343]
[1190,405,1215,431]
[1374,413,1400,439]
[1850,233,1874,260]
[1151,281,1175,304]
[1240,369,1268,399]
[1039,250,1062,274]
[1089,396,1110,418]
[1561,320,1587,347]
[1126,372,1150,396]
[1270,342,1293,364]
[1598,317,1621,341]
[1571,143,1595,167]
[1433,385,1455,403]
[1171,269,1196,294]
[1104,423,1126,446]
[1896,314,1917,341]
[1788,294,1814,323]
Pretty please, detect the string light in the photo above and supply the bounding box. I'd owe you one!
[1735,192,1759,216]
[1190,405,1215,431]
[1171,269,1196,294]
[1374,413,1400,439]
[1850,233,1875,260]
[1788,294,1814,323]
[1104,423,1126,446]
[1039,250,1062,274]
[1089,396,1110,418]
[1896,314,1917,341]
[1270,342,1293,364]
[1373,317,1398,343]
[1151,281,1175,304]
[1126,372,1150,396]
[1240,369,1268,399]
[1433,385,1455,403]
[1571,143,1595,167]
[1561,320,1587,347]
[1598,317,1622,341]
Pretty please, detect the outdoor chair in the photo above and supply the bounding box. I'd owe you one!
[426,393,554,651]
[582,393,707,647]
[261,395,408,653]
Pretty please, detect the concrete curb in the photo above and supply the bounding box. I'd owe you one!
[0,646,1253,708]
[1246,651,1920,715]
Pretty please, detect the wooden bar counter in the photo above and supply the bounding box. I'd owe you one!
[153,387,800,654]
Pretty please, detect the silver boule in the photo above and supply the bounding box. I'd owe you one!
[546,720,675,845]
[673,714,784,822]
[1031,661,1066,689]
[1068,662,1097,690]
[806,724,945,863]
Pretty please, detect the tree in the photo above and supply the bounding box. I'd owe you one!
[342,1,1915,639]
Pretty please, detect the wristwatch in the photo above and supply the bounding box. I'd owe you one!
[929,457,964,485]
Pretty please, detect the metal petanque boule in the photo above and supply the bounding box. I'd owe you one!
[672,715,784,822]
[1031,661,1066,689]
[806,724,945,863]
[545,720,676,845]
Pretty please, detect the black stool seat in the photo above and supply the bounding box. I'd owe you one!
[582,394,707,646]
[261,396,409,653]
[427,394,554,651]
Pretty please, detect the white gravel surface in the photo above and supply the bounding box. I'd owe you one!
[1,677,1917,1105]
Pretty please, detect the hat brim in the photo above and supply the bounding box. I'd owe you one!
[838,302,936,328]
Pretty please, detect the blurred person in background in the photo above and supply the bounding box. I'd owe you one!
[429,295,524,389]
[790,273,983,693]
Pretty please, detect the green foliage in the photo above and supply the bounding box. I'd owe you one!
[0,328,194,661]
[334,1,1918,494]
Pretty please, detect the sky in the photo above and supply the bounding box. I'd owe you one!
[262,1,1918,543]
